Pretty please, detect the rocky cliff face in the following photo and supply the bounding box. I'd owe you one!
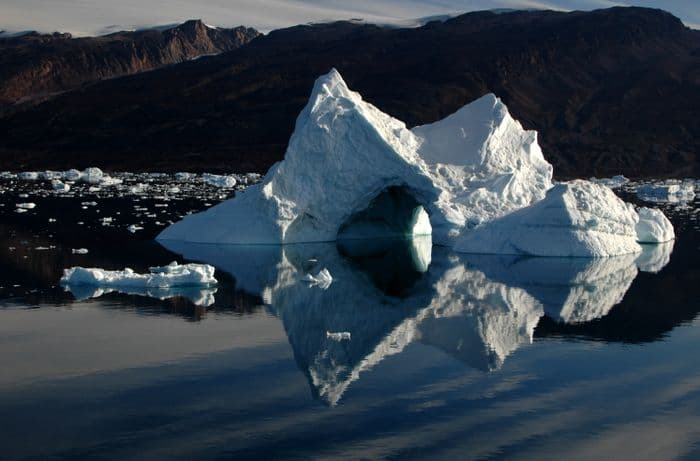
[0,20,260,107]
[0,7,697,177]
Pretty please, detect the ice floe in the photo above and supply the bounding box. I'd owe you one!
[60,261,217,289]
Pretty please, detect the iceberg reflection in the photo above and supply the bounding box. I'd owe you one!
[63,284,218,307]
[161,237,672,405]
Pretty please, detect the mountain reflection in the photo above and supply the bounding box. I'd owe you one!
[161,237,674,406]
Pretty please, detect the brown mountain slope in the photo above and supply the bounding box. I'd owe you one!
[0,20,260,108]
[0,7,698,178]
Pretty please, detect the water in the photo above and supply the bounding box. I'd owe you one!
[0,177,699,460]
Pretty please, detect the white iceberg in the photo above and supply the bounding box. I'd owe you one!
[158,69,672,257]
[60,261,217,289]
[454,180,642,257]
[158,69,552,246]
[202,173,237,188]
[636,207,675,243]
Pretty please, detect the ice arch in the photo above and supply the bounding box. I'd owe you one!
[337,185,432,240]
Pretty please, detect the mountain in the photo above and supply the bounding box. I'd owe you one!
[0,20,260,108]
[0,7,698,177]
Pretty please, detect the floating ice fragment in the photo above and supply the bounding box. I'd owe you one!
[636,181,695,202]
[60,261,217,288]
[302,268,333,289]
[326,331,351,341]
[51,180,70,192]
[16,203,36,209]
[71,248,89,254]
[590,175,629,189]
[636,207,675,243]
[202,173,237,188]
[18,172,39,180]
[127,224,144,233]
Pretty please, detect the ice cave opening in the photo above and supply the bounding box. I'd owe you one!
[336,186,432,241]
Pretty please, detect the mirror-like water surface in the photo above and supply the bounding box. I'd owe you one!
[0,178,699,460]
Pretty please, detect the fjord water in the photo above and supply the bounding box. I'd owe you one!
[1,188,699,460]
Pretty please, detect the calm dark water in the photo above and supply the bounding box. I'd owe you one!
[0,178,699,460]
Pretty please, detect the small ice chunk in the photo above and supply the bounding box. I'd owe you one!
[302,268,333,289]
[326,331,351,341]
[51,180,70,192]
[636,207,675,243]
[71,248,89,254]
[19,172,39,181]
[127,224,144,233]
[62,169,82,181]
[82,167,104,184]
[590,175,629,189]
[16,202,36,209]
[203,173,237,188]
[637,181,695,202]
[98,176,123,187]
[175,172,195,181]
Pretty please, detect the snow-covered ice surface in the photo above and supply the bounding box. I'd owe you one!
[158,69,672,257]
[455,180,642,257]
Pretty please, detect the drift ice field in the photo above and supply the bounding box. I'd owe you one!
[158,69,673,257]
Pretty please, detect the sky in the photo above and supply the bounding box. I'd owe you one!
[0,0,697,36]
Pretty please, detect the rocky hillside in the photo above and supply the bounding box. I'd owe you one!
[0,20,260,108]
[0,7,698,178]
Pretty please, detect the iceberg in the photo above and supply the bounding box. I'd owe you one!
[158,69,672,257]
[158,68,552,247]
[636,207,674,243]
[60,261,217,289]
[454,180,642,257]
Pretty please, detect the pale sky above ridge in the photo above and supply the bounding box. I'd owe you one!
[0,0,697,37]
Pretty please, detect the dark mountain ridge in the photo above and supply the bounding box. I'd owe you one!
[0,20,260,108]
[1,7,698,178]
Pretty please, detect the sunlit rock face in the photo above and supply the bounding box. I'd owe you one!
[158,68,553,246]
[161,237,671,406]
